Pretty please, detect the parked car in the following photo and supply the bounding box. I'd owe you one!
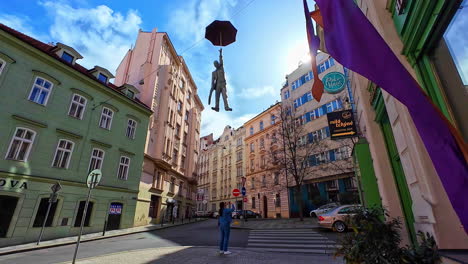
[232,210,261,219]
[195,211,206,217]
[309,202,340,217]
[211,211,219,218]
[317,204,361,233]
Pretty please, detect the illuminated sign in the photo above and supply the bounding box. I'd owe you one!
[327,110,357,139]
[322,72,345,94]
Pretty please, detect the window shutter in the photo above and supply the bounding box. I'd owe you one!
[329,150,336,161]
[308,132,314,143]
[321,105,328,114]
[325,126,330,137]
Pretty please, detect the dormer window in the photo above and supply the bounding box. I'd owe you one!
[126,90,135,99]
[98,73,108,83]
[61,52,74,63]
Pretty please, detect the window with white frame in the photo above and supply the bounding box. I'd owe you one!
[250,142,254,152]
[0,59,6,75]
[117,156,130,180]
[52,139,74,169]
[126,119,137,139]
[28,77,53,105]
[99,107,113,130]
[68,94,87,119]
[5,127,36,161]
[249,126,254,135]
[88,148,104,173]
[335,146,350,160]
[259,121,264,131]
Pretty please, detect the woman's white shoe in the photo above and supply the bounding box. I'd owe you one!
[224,251,232,255]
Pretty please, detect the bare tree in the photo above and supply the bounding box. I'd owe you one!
[270,103,356,221]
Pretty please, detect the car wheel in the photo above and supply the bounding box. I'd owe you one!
[310,212,316,217]
[333,221,347,233]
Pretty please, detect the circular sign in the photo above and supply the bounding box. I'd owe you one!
[87,169,102,189]
[232,188,240,197]
[241,187,246,196]
[243,197,248,202]
[202,200,208,204]
[322,72,345,94]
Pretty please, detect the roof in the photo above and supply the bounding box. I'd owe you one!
[244,101,282,126]
[0,23,152,113]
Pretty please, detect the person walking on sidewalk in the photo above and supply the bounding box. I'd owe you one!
[218,201,235,255]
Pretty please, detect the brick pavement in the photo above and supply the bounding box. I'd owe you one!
[65,246,344,264]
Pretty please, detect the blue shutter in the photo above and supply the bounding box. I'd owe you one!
[337,99,343,109]
[321,105,328,114]
[325,126,330,137]
[305,113,311,123]
[310,155,317,166]
[330,58,335,66]
[308,132,313,143]
[329,150,336,161]
[309,71,314,79]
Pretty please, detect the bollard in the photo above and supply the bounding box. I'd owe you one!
[102,220,107,236]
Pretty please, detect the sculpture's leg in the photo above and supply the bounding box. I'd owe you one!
[222,88,232,111]
[211,89,220,112]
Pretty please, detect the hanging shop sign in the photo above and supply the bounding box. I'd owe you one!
[322,72,345,94]
[327,110,357,139]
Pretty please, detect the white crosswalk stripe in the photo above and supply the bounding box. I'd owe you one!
[247,229,339,254]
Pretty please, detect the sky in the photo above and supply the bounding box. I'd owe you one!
[0,0,314,138]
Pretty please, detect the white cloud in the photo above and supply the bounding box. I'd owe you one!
[39,1,142,74]
[201,110,255,138]
[239,85,277,98]
[168,0,237,43]
[0,14,48,40]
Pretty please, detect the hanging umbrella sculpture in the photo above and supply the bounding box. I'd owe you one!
[205,20,237,112]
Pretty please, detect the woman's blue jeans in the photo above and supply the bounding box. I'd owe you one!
[219,223,231,251]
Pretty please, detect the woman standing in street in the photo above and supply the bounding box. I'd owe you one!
[218,201,235,255]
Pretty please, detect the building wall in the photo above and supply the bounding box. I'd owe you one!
[115,29,203,226]
[243,103,290,218]
[0,26,151,246]
[348,0,468,249]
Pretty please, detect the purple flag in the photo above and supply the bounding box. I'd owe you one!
[315,0,468,231]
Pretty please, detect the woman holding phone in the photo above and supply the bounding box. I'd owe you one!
[218,201,235,255]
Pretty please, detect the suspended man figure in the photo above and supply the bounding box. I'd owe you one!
[209,49,232,112]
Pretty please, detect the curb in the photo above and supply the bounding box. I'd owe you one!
[0,218,208,256]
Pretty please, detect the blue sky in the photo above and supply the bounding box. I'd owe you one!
[0,0,314,138]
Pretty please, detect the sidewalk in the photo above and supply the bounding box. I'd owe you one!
[0,218,208,256]
[61,246,345,264]
[231,218,319,229]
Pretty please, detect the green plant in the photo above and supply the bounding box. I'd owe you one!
[336,207,403,264]
[401,232,441,264]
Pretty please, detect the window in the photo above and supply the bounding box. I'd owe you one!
[250,143,255,152]
[170,177,175,193]
[5,128,36,161]
[126,119,137,139]
[88,148,104,173]
[185,110,189,121]
[99,107,113,130]
[172,149,178,165]
[237,166,243,176]
[117,156,130,180]
[262,175,266,186]
[74,201,94,227]
[187,91,191,101]
[271,115,276,125]
[237,138,242,146]
[327,180,337,189]
[249,126,254,135]
[260,138,265,148]
[98,73,108,83]
[33,198,59,227]
[283,90,290,99]
[149,195,159,218]
[275,193,281,207]
[177,100,183,112]
[0,59,5,75]
[259,121,264,131]
[61,51,74,63]
[179,79,185,89]
[236,151,242,161]
[28,77,53,105]
[183,132,188,145]
[252,197,256,208]
[344,177,356,190]
[175,124,181,137]
[274,172,280,185]
[334,146,350,161]
[52,139,74,169]
[68,94,87,119]
[181,155,186,168]
[125,90,135,99]
[251,177,255,188]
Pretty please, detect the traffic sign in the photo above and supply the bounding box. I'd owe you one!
[51,182,62,193]
[241,187,246,196]
[232,188,240,197]
[243,197,248,202]
[203,200,208,204]
[87,169,102,189]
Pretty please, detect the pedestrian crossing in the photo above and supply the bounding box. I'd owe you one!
[247,229,339,254]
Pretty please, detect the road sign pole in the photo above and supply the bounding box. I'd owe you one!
[72,174,95,264]
[36,200,53,245]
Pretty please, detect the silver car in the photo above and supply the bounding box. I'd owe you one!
[310,203,340,217]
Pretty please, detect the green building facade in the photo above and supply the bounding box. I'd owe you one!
[0,24,151,246]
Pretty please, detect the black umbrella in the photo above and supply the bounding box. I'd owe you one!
[205,20,237,47]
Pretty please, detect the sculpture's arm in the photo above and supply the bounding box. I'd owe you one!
[219,48,223,67]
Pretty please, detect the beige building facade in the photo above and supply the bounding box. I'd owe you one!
[115,28,203,225]
[336,0,468,250]
[244,103,290,218]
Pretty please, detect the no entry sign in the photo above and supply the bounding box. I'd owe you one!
[232,188,240,197]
